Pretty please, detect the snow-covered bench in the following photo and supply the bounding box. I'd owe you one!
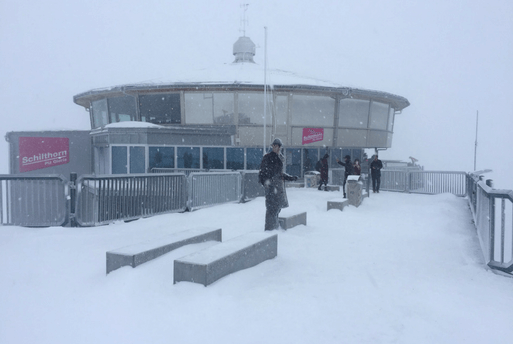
[327,198,349,211]
[278,211,307,230]
[106,227,222,274]
[173,232,278,286]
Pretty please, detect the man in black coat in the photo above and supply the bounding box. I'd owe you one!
[336,155,353,198]
[370,154,383,193]
[318,153,329,191]
[259,138,298,231]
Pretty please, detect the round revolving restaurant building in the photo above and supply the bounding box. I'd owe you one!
[73,35,409,177]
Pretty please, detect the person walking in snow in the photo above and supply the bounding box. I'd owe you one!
[318,153,330,191]
[370,154,383,193]
[336,155,353,198]
[259,138,298,231]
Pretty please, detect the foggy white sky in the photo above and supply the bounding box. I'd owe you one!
[1,0,512,186]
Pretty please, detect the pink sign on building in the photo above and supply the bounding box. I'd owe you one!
[302,128,324,145]
[19,137,70,173]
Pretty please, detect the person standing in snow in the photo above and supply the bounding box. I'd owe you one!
[259,138,298,231]
[318,153,330,191]
[353,159,361,176]
[336,155,353,198]
[370,154,383,193]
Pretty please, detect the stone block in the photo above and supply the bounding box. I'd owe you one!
[174,232,277,286]
[106,227,222,274]
[278,212,307,229]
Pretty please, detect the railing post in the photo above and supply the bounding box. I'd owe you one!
[69,172,77,227]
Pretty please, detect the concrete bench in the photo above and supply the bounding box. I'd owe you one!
[279,211,307,229]
[327,198,349,211]
[174,232,277,286]
[325,185,340,191]
[106,227,222,274]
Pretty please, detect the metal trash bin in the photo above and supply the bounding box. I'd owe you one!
[304,171,320,188]
[346,175,363,207]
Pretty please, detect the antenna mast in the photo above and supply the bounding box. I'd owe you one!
[263,26,268,154]
[240,4,249,36]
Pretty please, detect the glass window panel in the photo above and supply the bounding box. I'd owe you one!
[303,148,318,174]
[238,93,265,124]
[369,101,389,130]
[291,95,334,126]
[226,147,244,170]
[130,146,145,173]
[112,146,127,174]
[149,147,174,170]
[177,147,200,168]
[246,148,264,170]
[185,92,213,124]
[203,147,224,169]
[329,148,342,166]
[213,93,235,124]
[92,99,108,128]
[108,96,136,123]
[139,94,181,124]
[338,99,370,128]
[388,107,395,131]
[286,148,301,176]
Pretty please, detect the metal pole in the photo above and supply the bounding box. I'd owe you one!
[263,26,267,154]
[474,110,478,171]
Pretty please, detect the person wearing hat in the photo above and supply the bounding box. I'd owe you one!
[336,155,354,198]
[258,138,298,231]
[370,154,383,193]
[318,153,330,191]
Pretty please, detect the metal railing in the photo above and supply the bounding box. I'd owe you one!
[75,173,187,226]
[381,170,467,196]
[0,174,69,227]
[467,174,513,273]
[187,172,242,211]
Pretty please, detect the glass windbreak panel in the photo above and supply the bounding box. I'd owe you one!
[213,93,235,125]
[112,146,127,174]
[177,147,200,168]
[184,92,213,124]
[139,94,181,124]
[246,148,264,170]
[286,148,301,177]
[108,96,136,123]
[291,95,335,126]
[203,147,224,169]
[329,148,342,167]
[149,147,174,170]
[226,148,244,170]
[388,107,395,131]
[303,148,318,174]
[130,146,145,173]
[92,99,108,128]
[339,99,370,128]
[238,93,264,124]
[369,101,389,130]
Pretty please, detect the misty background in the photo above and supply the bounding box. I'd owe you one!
[1,0,512,187]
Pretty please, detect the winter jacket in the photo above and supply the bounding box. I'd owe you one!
[259,151,296,209]
[370,158,383,177]
[337,158,354,176]
[353,164,361,175]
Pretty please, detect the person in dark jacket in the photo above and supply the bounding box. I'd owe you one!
[336,155,353,198]
[259,138,298,231]
[370,154,383,193]
[318,153,329,191]
[353,159,361,176]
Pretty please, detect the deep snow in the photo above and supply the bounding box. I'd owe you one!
[1,189,513,344]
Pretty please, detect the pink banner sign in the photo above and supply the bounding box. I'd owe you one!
[302,128,324,145]
[19,137,70,173]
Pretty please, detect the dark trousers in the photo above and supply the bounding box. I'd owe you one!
[264,190,281,231]
[343,174,349,196]
[372,175,381,192]
[318,178,328,190]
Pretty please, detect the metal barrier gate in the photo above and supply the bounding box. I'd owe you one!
[0,174,69,227]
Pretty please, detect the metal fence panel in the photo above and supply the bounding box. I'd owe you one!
[188,172,242,211]
[75,173,187,226]
[380,170,409,192]
[409,171,467,196]
[0,174,69,227]
[241,170,265,201]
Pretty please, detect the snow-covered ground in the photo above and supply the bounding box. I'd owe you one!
[1,188,513,344]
